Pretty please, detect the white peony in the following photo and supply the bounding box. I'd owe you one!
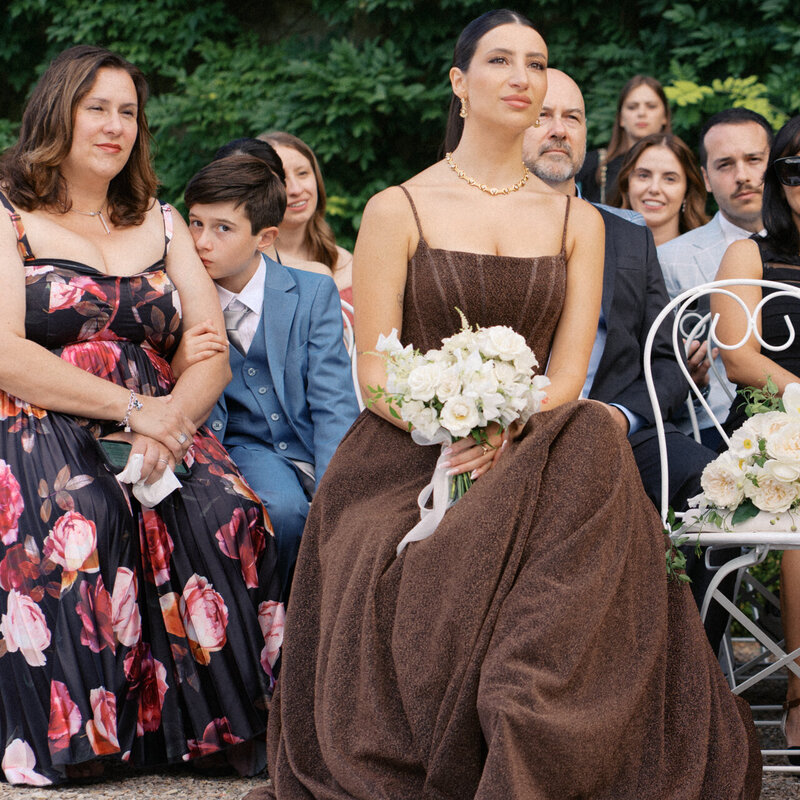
[440,396,480,439]
[746,410,790,440]
[744,465,800,513]
[700,452,746,509]
[765,418,800,465]
[407,362,444,402]
[783,382,800,417]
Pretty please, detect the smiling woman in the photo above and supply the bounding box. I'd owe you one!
[256,131,353,305]
[616,131,708,245]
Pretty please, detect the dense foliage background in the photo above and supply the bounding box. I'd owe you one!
[2,0,799,247]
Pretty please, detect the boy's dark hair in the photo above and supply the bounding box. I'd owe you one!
[184,154,286,232]
[213,137,286,184]
[698,108,773,168]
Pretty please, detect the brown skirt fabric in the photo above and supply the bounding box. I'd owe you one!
[265,401,761,799]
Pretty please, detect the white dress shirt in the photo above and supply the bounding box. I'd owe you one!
[215,258,266,354]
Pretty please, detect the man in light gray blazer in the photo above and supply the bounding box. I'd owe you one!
[657,108,773,448]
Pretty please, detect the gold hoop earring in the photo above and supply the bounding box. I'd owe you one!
[459,96,468,119]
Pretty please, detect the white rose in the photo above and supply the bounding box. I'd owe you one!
[764,459,800,483]
[493,361,517,387]
[766,419,800,465]
[435,367,462,402]
[407,362,443,402]
[783,383,800,417]
[440,396,480,439]
[700,452,746,509]
[744,465,800,513]
[480,326,528,360]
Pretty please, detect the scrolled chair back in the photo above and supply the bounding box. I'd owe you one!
[644,277,800,522]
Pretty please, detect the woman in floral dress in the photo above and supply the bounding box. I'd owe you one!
[0,45,282,785]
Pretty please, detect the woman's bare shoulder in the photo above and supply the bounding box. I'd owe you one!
[717,238,762,280]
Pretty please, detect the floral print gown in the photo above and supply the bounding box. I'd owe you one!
[0,197,284,786]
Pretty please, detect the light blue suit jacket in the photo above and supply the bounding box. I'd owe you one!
[657,213,738,430]
[207,256,359,490]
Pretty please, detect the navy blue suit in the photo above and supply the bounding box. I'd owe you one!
[207,256,359,596]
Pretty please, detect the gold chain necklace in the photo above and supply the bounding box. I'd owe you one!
[445,152,530,196]
[69,205,111,234]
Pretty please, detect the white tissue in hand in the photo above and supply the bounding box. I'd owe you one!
[115,453,181,507]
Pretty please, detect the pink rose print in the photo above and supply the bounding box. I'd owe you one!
[215,507,265,588]
[85,687,120,755]
[158,591,187,638]
[140,509,173,586]
[0,544,43,601]
[0,589,51,666]
[48,680,81,754]
[0,459,24,546]
[61,341,122,379]
[48,281,84,312]
[1,739,52,786]
[48,275,106,312]
[111,567,141,647]
[76,576,115,653]
[258,600,285,677]
[179,574,228,665]
[124,642,168,735]
[186,717,244,758]
[43,511,98,572]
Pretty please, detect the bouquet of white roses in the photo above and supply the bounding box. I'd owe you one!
[689,380,800,528]
[368,310,550,554]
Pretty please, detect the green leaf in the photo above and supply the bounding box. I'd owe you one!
[731,500,760,525]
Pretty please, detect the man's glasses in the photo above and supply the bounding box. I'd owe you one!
[774,156,800,187]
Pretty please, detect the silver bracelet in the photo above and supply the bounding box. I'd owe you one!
[122,390,143,432]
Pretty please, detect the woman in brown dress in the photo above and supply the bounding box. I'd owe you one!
[264,10,761,799]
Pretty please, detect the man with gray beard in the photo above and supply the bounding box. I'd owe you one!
[524,70,729,653]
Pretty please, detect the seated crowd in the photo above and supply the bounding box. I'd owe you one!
[0,18,797,794]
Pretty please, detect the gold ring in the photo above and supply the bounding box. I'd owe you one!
[480,443,490,455]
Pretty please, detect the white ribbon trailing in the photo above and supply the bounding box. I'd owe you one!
[396,430,454,556]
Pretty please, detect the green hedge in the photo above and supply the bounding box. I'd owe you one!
[2,0,799,247]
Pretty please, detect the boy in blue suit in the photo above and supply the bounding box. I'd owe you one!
[182,154,359,598]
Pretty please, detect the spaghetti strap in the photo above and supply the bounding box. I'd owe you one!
[0,189,34,262]
[398,185,425,241]
[560,195,571,255]
[159,201,174,259]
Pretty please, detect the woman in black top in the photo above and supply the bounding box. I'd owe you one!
[576,75,670,204]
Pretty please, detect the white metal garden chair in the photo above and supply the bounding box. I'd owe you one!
[644,277,800,773]
[341,298,364,410]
